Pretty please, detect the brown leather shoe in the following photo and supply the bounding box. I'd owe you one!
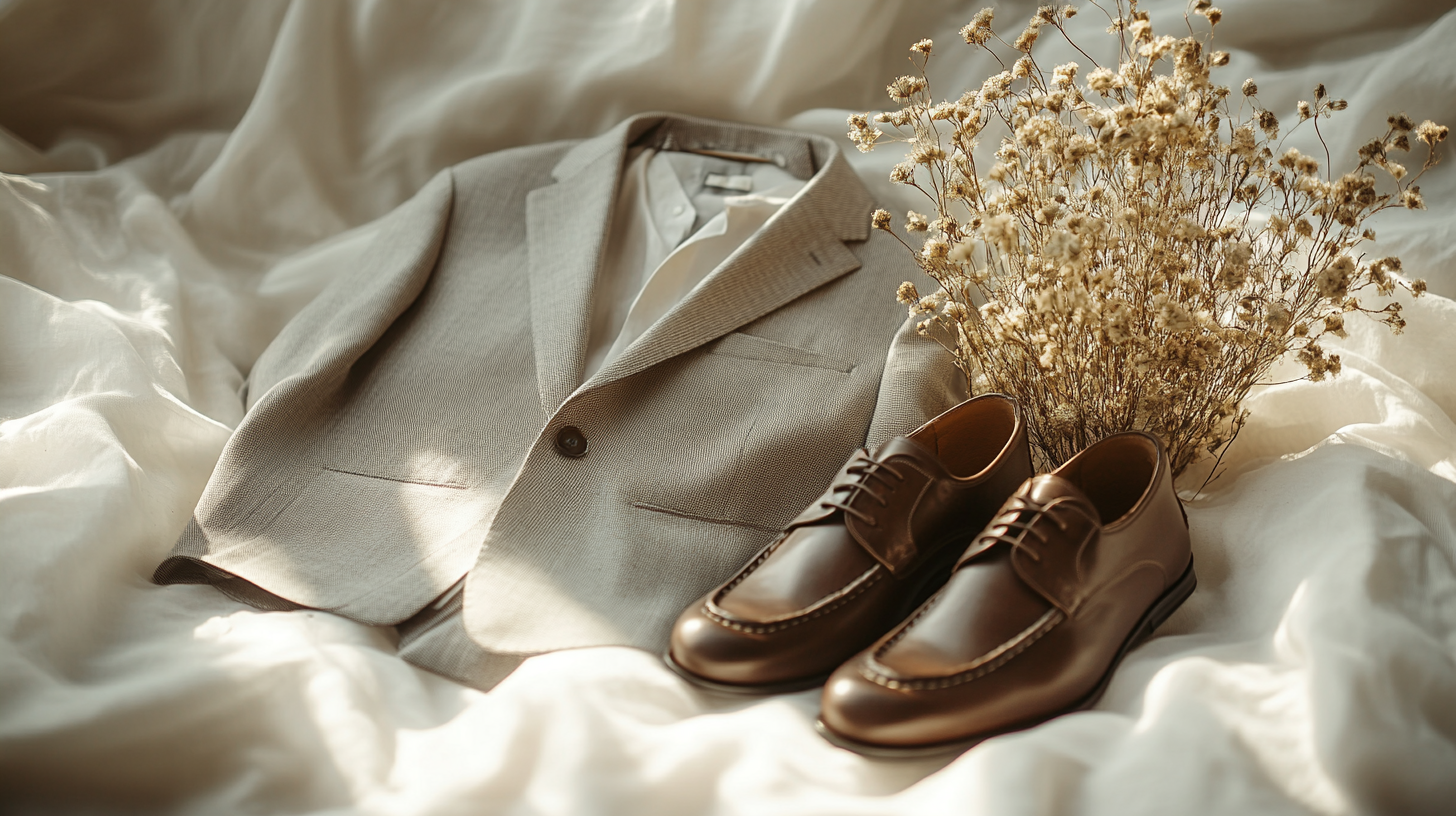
[817,431,1194,754]
[666,394,1031,693]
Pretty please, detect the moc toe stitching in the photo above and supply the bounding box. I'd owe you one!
[860,608,1065,691]
[704,567,885,634]
[712,535,788,598]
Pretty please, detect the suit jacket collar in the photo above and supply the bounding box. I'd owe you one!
[526,112,873,413]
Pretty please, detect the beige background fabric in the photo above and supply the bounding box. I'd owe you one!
[2,0,1456,813]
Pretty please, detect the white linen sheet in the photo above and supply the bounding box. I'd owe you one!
[2,0,1455,813]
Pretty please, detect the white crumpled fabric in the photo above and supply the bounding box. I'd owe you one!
[2,1,1454,813]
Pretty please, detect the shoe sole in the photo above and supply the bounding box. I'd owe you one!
[662,536,978,696]
[816,557,1199,758]
[662,651,832,695]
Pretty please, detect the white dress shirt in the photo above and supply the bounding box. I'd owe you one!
[582,148,805,380]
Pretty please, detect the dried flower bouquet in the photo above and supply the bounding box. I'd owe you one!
[850,0,1447,476]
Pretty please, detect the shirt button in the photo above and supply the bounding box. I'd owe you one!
[555,425,588,458]
[672,204,686,216]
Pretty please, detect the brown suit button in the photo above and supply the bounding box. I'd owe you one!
[555,425,588,458]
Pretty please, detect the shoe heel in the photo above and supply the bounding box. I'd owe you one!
[1131,558,1196,649]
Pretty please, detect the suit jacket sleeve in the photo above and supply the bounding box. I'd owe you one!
[157,169,455,593]
[864,314,970,450]
[245,169,455,408]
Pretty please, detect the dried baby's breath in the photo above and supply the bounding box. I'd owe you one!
[848,0,1444,475]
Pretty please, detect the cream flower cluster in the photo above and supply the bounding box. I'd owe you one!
[850,0,1445,476]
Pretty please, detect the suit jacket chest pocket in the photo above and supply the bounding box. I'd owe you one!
[706,332,855,374]
[626,334,875,532]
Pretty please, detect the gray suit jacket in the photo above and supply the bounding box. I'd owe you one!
[155,113,966,688]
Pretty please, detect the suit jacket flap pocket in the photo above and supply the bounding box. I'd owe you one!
[707,332,852,373]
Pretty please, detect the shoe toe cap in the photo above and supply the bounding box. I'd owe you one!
[819,658,986,749]
[820,661,920,743]
[668,602,783,686]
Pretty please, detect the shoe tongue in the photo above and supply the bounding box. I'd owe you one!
[1020,474,1101,524]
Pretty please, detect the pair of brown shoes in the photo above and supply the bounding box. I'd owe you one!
[666,394,1195,756]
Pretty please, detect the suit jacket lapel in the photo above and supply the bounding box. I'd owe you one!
[585,148,873,392]
[526,113,876,409]
[525,126,630,414]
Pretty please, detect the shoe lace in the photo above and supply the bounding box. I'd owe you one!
[973,493,1098,563]
[818,448,906,528]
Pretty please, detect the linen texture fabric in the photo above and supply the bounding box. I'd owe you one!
[153,113,966,688]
